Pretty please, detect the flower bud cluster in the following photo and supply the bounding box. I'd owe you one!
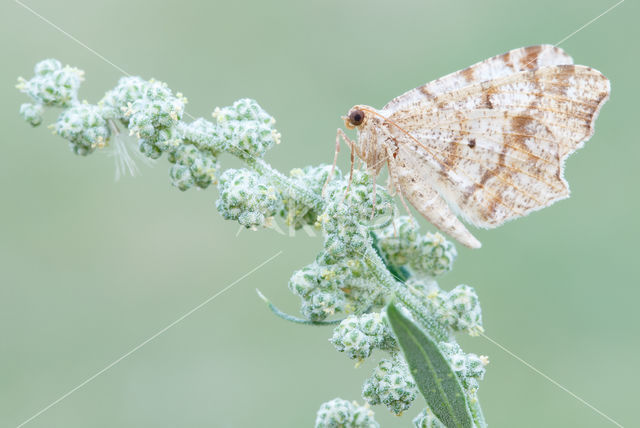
[213,98,281,160]
[17,59,83,114]
[216,168,282,228]
[103,78,186,159]
[438,341,488,394]
[362,354,418,415]
[319,202,371,265]
[288,261,349,321]
[19,103,44,127]
[315,398,379,428]
[439,284,483,335]
[413,407,444,428]
[330,313,397,360]
[324,170,394,225]
[376,216,457,277]
[165,118,225,189]
[53,103,111,156]
[406,278,484,336]
[284,165,339,228]
[319,170,392,265]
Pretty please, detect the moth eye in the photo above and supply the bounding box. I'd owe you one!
[349,109,365,126]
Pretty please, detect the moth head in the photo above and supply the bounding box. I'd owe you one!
[344,107,366,129]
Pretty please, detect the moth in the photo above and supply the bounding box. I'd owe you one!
[338,45,610,248]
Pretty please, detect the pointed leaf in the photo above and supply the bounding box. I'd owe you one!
[386,303,472,428]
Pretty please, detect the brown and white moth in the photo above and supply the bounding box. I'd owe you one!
[337,45,610,249]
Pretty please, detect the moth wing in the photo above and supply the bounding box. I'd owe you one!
[390,151,482,248]
[384,45,573,113]
[390,65,610,229]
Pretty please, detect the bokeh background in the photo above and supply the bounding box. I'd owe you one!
[1,0,637,426]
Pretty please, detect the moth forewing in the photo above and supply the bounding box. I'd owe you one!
[344,45,609,249]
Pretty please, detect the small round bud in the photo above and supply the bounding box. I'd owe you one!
[216,168,283,228]
[18,59,83,108]
[362,356,418,415]
[284,164,341,228]
[438,341,487,394]
[214,99,280,159]
[54,103,110,156]
[315,398,379,428]
[288,262,347,321]
[331,313,397,360]
[376,217,457,278]
[19,103,44,127]
[442,284,483,335]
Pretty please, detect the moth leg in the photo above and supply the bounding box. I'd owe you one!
[322,129,342,198]
[342,140,355,204]
[323,128,357,199]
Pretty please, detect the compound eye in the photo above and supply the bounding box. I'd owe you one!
[348,109,365,126]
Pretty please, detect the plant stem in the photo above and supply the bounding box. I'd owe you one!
[363,246,450,343]
[248,158,325,213]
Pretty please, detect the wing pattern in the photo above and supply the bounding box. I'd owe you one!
[383,45,574,113]
[388,64,610,228]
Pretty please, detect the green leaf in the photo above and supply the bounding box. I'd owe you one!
[386,303,473,428]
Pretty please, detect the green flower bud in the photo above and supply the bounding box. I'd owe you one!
[288,262,347,321]
[439,341,488,394]
[54,103,110,156]
[442,284,483,335]
[283,165,340,229]
[324,170,393,225]
[17,59,83,108]
[362,355,418,415]
[214,99,280,159]
[376,216,456,278]
[315,398,379,428]
[19,103,44,127]
[216,168,282,228]
[331,313,397,360]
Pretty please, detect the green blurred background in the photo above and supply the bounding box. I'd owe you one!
[1,0,637,426]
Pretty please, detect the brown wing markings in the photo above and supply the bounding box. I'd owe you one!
[432,149,552,205]
[441,140,564,192]
[397,143,524,218]
[396,142,529,217]
[477,90,603,109]
[419,86,436,101]
[519,45,543,69]
[377,108,572,195]
[406,85,607,117]
[364,108,557,193]
[384,45,574,111]
[401,136,549,208]
[418,113,596,144]
[415,67,607,105]
[434,97,603,123]
[460,66,476,83]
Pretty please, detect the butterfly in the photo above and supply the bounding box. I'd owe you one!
[338,45,610,248]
